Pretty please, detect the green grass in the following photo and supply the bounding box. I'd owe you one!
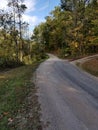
[0,63,42,130]
[81,57,98,77]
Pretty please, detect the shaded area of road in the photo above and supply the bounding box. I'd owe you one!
[36,54,98,130]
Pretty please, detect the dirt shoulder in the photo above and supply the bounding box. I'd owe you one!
[70,54,98,80]
[70,54,98,65]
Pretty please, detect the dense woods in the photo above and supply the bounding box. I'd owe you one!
[32,0,98,58]
[0,0,46,69]
[0,0,98,69]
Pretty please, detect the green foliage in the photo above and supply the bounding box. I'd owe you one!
[0,0,46,68]
[32,1,98,58]
[0,56,24,70]
[0,0,31,65]
[31,43,47,62]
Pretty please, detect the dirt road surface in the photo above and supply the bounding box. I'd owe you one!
[35,54,98,130]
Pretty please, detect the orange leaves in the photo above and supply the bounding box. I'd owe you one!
[3,112,9,116]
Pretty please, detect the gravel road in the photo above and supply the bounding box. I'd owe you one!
[36,54,98,130]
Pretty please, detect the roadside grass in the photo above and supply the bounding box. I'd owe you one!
[81,57,98,77]
[0,63,42,130]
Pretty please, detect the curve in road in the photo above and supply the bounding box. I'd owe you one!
[36,55,98,130]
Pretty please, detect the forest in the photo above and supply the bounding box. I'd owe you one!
[32,0,98,58]
[0,0,98,68]
[0,0,46,69]
[0,0,98,129]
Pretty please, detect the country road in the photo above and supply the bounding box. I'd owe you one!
[36,54,98,130]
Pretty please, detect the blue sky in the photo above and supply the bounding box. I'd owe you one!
[0,0,60,32]
[24,0,60,31]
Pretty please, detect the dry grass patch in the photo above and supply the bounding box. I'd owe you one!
[82,57,98,76]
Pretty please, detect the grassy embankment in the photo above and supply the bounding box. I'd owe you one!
[0,62,42,130]
[78,57,98,77]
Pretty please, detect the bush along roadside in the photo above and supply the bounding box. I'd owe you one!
[0,56,24,71]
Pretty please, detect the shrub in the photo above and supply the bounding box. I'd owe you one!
[0,57,24,70]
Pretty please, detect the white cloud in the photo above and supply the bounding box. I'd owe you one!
[23,14,38,26]
[0,0,45,31]
[0,0,7,10]
[22,14,45,32]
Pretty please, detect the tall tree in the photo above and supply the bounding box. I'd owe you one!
[8,0,27,61]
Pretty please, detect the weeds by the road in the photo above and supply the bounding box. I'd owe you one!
[0,63,42,130]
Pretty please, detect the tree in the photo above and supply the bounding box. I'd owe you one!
[32,0,98,57]
[0,0,30,66]
[7,0,27,61]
